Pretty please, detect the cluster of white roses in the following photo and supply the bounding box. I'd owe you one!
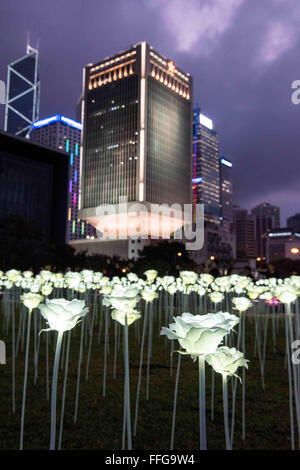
[161,311,248,379]
[1,269,300,311]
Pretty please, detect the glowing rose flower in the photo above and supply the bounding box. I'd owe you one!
[180,271,198,285]
[39,299,88,332]
[161,312,239,359]
[105,286,140,311]
[4,280,13,289]
[111,309,141,326]
[93,272,103,283]
[144,269,158,283]
[269,297,279,306]
[64,271,81,289]
[290,276,300,289]
[210,292,224,304]
[40,270,52,281]
[30,281,42,293]
[236,277,252,289]
[141,287,158,303]
[160,276,175,289]
[197,286,206,297]
[79,269,93,283]
[23,271,33,279]
[232,297,252,312]
[127,273,139,283]
[247,290,259,300]
[6,269,21,283]
[259,291,273,301]
[41,283,53,297]
[205,347,249,381]
[167,283,177,295]
[276,289,297,304]
[21,293,44,311]
[200,273,214,285]
[101,285,112,295]
[214,276,231,288]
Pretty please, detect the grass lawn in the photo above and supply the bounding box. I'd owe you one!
[0,306,292,450]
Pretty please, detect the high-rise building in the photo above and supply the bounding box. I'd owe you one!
[287,213,300,233]
[232,206,256,259]
[193,107,220,225]
[4,44,40,137]
[78,42,193,257]
[30,114,95,241]
[219,156,233,233]
[251,202,280,258]
[267,228,300,262]
[0,130,68,244]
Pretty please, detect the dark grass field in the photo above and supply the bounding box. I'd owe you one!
[0,308,293,450]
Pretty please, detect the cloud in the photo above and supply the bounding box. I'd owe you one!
[259,21,296,64]
[145,0,245,55]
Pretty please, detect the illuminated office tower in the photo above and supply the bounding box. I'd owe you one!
[79,42,192,255]
[251,202,280,258]
[219,156,233,232]
[4,44,40,137]
[30,114,95,241]
[192,107,220,225]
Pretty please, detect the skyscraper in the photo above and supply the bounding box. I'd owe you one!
[251,202,280,258]
[287,213,300,233]
[30,114,95,241]
[192,107,220,225]
[79,42,193,256]
[4,44,40,137]
[219,157,233,232]
[232,206,256,259]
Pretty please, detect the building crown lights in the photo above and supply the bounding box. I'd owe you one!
[32,115,82,131]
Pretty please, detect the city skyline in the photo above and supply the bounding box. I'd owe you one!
[0,0,299,224]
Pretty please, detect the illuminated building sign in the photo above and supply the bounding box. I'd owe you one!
[192,177,202,183]
[268,232,292,237]
[199,114,213,130]
[32,114,82,131]
[220,158,232,168]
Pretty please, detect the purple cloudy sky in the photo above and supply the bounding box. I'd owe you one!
[0,0,299,224]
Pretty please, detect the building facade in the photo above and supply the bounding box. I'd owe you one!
[4,44,40,137]
[192,107,220,226]
[219,157,233,233]
[30,114,95,241]
[287,213,300,233]
[267,228,300,262]
[251,202,280,258]
[78,42,193,257]
[0,130,68,244]
[232,206,256,259]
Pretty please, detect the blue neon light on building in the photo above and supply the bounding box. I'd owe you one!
[32,114,82,131]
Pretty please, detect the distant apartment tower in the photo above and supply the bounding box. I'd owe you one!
[193,107,220,225]
[233,207,256,258]
[219,157,233,232]
[79,42,192,256]
[251,202,280,258]
[4,44,40,137]
[287,213,300,233]
[30,114,95,241]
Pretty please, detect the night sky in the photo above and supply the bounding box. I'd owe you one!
[0,0,299,224]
